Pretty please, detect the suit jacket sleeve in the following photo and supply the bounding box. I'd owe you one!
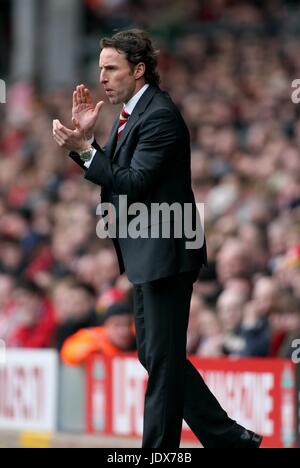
[69,139,105,170]
[84,108,180,201]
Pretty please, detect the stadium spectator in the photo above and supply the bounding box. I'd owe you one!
[196,309,224,357]
[54,282,99,350]
[5,280,56,348]
[61,301,136,366]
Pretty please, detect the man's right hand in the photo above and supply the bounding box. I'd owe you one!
[72,84,104,140]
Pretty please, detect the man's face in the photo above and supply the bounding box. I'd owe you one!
[14,289,41,327]
[99,47,138,105]
[69,288,94,321]
[218,296,243,333]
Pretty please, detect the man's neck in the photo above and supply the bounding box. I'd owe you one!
[123,83,150,115]
[125,82,147,104]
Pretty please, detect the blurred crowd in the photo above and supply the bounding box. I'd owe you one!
[0,0,299,362]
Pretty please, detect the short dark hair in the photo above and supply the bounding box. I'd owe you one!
[16,279,44,297]
[101,301,132,325]
[69,281,97,298]
[100,29,160,87]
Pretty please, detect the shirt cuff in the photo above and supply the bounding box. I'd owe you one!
[84,148,97,169]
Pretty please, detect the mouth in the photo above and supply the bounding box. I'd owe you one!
[105,89,114,95]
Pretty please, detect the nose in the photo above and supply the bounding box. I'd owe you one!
[100,70,108,84]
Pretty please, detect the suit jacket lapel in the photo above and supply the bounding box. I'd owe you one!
[105,117,119,160]
[112,85,158,161]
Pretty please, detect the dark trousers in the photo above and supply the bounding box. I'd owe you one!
[133,270,238,448]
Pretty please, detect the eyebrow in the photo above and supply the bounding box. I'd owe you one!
[99,64,119,70]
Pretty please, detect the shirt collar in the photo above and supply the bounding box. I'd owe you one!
[123,84,150,115]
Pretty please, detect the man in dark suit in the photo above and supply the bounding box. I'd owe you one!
[53,29,262,448]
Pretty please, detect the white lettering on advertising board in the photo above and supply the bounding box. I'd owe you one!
[0,350,58,431]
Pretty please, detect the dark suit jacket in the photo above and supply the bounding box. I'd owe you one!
[70,85,207,284]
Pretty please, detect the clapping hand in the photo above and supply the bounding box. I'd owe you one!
[52,119,90,152]
[72,84,104,140]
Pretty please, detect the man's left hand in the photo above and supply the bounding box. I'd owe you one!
[52,119,90,153]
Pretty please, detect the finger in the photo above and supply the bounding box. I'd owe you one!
[53,118,63,128]
[73,91,78,107]
[56,120,74,136]
[58,127,73,139]
[94,100,105,116]
[77,85,82,102]
[53,133,65,147]
[53,119,61,134]
[53,119,63,135]
[54,128,68,141]
[72,117,80,129]
[76,85,83,104]
[84,88,93,105]
[79,85,86,103]
[53,120,71,139]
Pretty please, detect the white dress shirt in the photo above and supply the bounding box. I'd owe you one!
[84,83,150,169]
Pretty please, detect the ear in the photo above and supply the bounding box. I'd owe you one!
[134,62,146,80]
